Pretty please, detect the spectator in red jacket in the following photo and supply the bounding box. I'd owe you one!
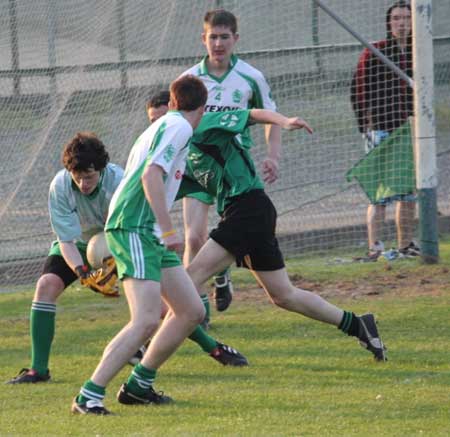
[351,1,419,260]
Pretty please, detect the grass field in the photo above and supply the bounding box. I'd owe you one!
[1,244,450,436]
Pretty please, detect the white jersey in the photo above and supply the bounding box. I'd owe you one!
[106,111,192,236]
[182,55,276,113]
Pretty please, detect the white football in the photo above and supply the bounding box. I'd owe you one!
[86,231,111,269]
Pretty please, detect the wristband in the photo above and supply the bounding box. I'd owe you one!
[75,264,90,279]
[161,229,176,238]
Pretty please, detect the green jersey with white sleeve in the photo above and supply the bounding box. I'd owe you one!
[106,111,192,236]
[48,163,123,244]
[188,110,264,214]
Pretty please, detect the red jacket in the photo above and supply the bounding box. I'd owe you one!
[351,37,413,134]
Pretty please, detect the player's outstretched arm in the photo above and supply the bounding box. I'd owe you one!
[249,109,313,134]
[262,124,282,184]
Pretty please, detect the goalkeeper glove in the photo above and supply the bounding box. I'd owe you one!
[79,257,120,297]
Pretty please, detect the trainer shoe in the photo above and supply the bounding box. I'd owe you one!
[6,368,51,384]
[210,342,248,366]
[367,240,385,261]
[117,383,173,405]
[357,314,387,362]
[399,242,420,257]
[71,397,111,415]
[213,273,233,312]
[128,344,147,366]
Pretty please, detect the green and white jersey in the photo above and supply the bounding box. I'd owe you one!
[183,55,276,113]
[48,163,123,243]
[188,110,264,214]
[106,111,192,236]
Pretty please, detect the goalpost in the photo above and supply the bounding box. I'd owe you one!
[411,0,439,263]
[0,1,448,291]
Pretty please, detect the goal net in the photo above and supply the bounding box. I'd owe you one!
[0,0,449,291]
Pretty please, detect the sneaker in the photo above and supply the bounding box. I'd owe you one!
[71,397,111,415]
[128,345,147,366]
[399,242,420,257]
[6,368,51,384]
[357,314,387,362]
[367,240,385,261]
[213,273,233,312]
[367,250,382,261]
[210,342,249,366]
[117,383,173,405]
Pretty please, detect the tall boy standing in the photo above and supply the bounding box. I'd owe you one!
[181,9,281,317]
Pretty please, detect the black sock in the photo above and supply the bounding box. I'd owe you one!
[338,311,359,337]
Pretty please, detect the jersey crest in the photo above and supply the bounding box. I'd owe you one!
[163,144,175,163]
[219,113,240,128]
[232,89,243,104]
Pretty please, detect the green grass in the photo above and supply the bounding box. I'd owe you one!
[1,249,450,436]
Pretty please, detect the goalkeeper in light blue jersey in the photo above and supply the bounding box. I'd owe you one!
[7,132,123,385]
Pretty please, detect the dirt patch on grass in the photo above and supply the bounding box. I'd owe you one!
[227,264,450,304]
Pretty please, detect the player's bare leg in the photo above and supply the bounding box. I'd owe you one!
[188,239,386,361]
[252,269,386,360]
[115,267,205,407]
[367,204,386,257]
[73,274,198,413]
[90,277,163,387]
[73,283,160,415]
[251,269,343,324]
[131,270,248,368]
[34,273,66,303]
[183,197,212,327]
[140,266,205,369]
[396,200,416,250]
[183,197,210,266]
[187,239,235,294]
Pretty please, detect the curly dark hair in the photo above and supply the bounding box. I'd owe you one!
[62,132,109,172]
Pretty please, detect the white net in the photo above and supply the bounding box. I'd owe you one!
[0,0,449,290]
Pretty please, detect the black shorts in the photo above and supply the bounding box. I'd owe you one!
[42,255,78,289]
[209,190,285,271]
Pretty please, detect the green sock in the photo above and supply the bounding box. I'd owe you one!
[77,379,106,404]
[188,325,218,353]
[200,294,210,320]
[338,311,359,336]
[30,301,56,376]
[127,363,156,397]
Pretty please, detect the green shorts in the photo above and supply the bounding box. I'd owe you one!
[176,177,215,206]
[185,191,215,205]
[105,229,181,282]
[48,240,90,265]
